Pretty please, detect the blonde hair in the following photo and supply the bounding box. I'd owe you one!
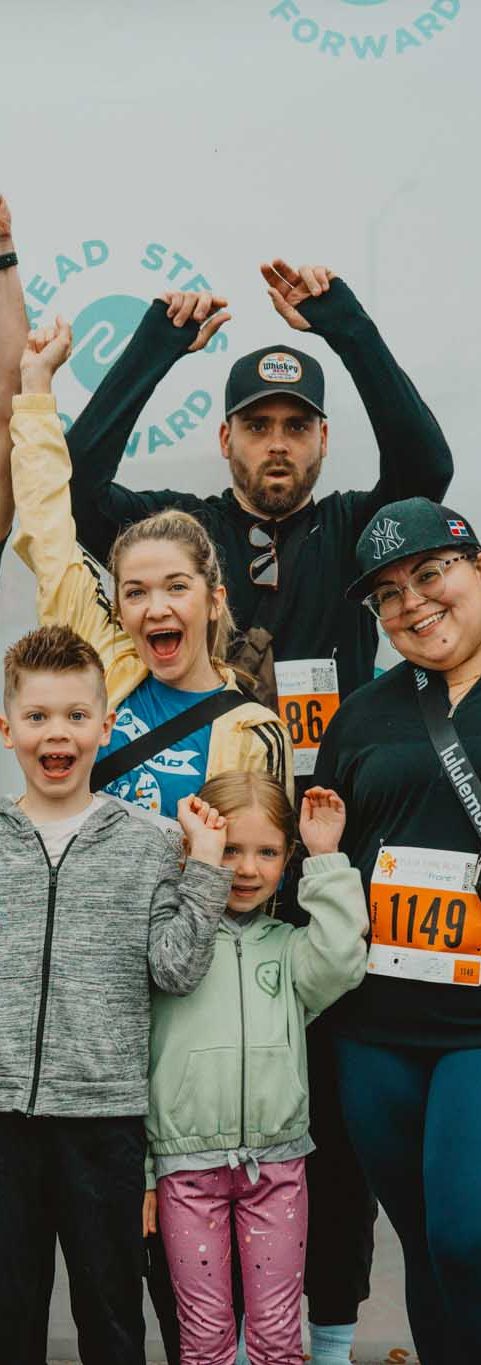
[198,771,297,858]
[109,508,235,664]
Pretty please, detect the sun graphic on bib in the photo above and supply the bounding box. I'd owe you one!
[378,849,398,878]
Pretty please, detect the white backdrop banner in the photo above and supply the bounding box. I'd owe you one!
[0,0,476,794]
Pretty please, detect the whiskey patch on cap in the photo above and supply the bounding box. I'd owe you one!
[258,352,303,384]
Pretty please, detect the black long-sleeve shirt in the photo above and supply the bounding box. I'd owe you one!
[66,277,453,700]
[315,664,481,1047]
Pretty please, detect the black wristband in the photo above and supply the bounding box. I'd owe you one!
[0,251,18,271]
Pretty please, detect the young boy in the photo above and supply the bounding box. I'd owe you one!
[0,623,233,1365]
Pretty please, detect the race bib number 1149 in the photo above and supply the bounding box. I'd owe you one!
[369,846,481,986]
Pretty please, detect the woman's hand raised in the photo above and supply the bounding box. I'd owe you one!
[20,315,73,395]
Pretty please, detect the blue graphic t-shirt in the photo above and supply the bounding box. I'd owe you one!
[100,676,225,819]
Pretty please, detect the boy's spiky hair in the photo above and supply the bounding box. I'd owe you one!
[3,625,107,711]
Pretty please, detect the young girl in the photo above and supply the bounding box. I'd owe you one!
[10,318,293,822]
[144,772,369,1365]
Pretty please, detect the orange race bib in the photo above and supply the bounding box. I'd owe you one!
[369,846,481,986]
[275,659,339,776]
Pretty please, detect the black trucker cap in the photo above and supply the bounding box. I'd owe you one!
[346,497,481,602]
[225,345,326,418]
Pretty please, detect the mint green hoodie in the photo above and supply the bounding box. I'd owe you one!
[146,852,368,1178]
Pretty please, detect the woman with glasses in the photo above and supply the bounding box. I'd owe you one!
[314,495,481,1365]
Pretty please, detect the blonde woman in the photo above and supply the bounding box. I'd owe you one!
[10,319,293,823]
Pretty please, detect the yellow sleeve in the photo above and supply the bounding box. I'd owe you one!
[208,701,294,802]
[10,395,129,673]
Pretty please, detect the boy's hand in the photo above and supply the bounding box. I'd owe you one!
[160,290,231,351]
[300,786,346,856]
[20,315,73,395]
[261,258,336,331]
[177,793,227,867]
[143,1190,157,1237]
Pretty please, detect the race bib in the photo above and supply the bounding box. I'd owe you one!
[368,845,481,986]
[275,658,339,776]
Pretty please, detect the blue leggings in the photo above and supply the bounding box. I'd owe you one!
[335,1039,481,1365]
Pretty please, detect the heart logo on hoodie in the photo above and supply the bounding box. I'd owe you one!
[255,961,281,998]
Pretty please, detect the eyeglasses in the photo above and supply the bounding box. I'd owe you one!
[248,522,278,589]
[363,554,473,622]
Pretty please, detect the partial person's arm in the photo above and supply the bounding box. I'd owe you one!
[68,291,230,563]
[262,260,453,524]
[0,196,28,559]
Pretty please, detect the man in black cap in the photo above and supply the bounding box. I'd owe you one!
[67,260,453,714]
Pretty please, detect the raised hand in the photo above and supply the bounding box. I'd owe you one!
[260,258,336,331]
[0,196,12,242]
[161,289,231,352]
[177,793,227,866]
[299,785,346,856]
[20,315,73,393]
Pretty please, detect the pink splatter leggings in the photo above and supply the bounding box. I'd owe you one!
[156,1157,308,1365]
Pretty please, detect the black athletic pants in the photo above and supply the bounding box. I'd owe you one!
[0,1112,147,1365]
[305,1014,377,1324]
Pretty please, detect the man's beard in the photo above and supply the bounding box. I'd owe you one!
[229,452,322,517]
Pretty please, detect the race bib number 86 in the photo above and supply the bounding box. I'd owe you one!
[275,658,339,777]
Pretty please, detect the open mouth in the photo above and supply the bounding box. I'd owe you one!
[147,629,182,660]
[232,884,261,896]
[410,610,446,634]
[40,754,75,777]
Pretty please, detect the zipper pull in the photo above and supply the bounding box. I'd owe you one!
[235,939,242,959]
[49,867,58,889]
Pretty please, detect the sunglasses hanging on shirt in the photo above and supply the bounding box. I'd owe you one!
[248,522,279,590]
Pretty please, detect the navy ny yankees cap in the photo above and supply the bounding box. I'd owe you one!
[225,345,326,418]
[346,497,481,602]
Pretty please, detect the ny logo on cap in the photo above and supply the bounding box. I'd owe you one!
[370,519,405,560]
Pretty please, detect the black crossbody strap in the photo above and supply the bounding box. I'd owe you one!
[413,666,481,850]
[91,690,246,792]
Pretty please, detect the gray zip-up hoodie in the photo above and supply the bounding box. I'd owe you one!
[0,797,231,1118]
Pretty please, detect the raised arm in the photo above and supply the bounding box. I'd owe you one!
[291,851,368,1016]
[289,782,367,1012]
[0,197,28,559]
[10,319,130,674]
[148,795,232,994]
[68,291,230,564]
[262,259,453,525]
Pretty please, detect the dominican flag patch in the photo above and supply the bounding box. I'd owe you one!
[447,518,469,537]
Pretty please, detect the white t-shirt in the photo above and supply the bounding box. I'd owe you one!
[31,794,106,865]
